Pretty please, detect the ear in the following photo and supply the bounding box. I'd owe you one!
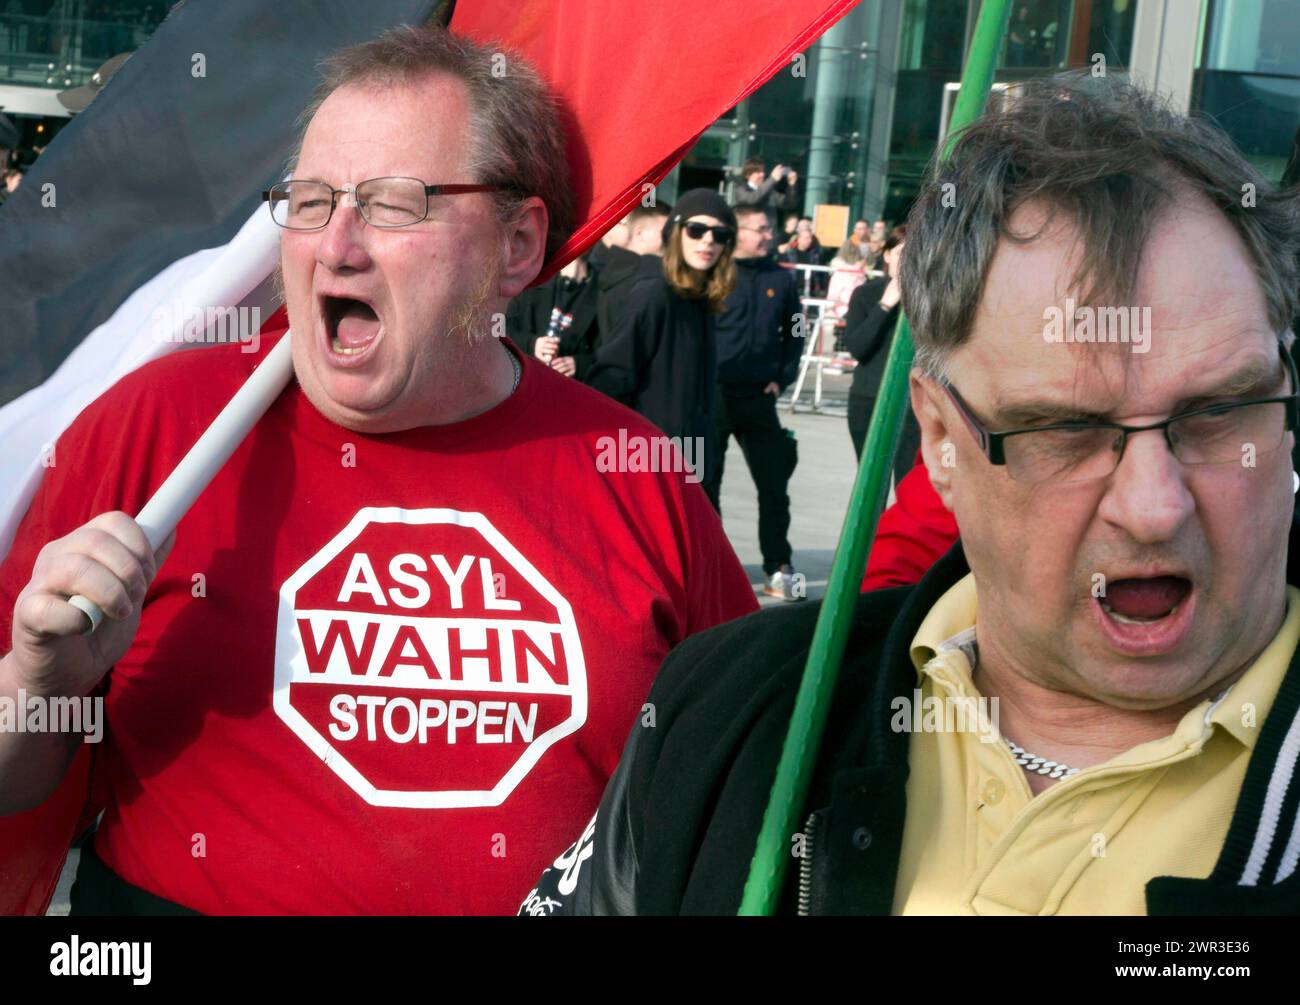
[910,370,957,511]
[496,196,548,299]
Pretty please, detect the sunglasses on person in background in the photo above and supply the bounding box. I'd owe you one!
[682,222,736,244]
[262,176,511,230]
[942,339,1300,487]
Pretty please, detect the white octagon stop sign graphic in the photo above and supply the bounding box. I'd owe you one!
[273,507,587,808]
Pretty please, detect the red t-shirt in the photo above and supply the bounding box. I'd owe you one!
[862,453,959,591]
[0,328,756,914]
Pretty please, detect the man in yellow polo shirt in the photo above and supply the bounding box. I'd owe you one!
[525,72,1300,916]
[896,575,1300,914]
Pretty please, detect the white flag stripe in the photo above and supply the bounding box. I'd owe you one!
[0,207,280,560]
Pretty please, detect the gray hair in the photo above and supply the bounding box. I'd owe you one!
[901,72,1300,379]
[291,24,574,262]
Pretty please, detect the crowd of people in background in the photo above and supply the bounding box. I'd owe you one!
[506,164,907,602]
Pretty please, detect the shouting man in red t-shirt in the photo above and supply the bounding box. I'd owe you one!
[0,25,756,915]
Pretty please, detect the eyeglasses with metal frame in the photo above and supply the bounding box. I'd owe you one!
[940,339,1300,486]
[262,176,511,230]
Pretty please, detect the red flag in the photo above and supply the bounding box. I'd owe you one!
[451,0,857,280]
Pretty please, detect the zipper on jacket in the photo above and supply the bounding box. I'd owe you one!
[797,810,819,916]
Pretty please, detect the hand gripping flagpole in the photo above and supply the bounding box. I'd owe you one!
[737,0,1014,915]
[69,333,296,633]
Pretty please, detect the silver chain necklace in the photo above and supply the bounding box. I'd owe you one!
[1003,737,1080,779]
[506,344,521,394]
[947,630,1081,780]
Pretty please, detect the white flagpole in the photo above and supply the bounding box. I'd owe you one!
[69,333,297,632]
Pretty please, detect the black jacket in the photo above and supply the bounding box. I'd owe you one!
[587,255,716,443]
[587,240,611,273]
[844,275,900,401]
[594,246,645,344]
[524,519,1300,915]
[713,255,803,393]
[504,271,601,382]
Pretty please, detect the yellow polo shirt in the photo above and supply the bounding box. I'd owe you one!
[892,575,1300,915]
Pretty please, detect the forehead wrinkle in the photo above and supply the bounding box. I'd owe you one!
[987,340,1282,427]
[987,356,1131,424]
[966,213,1281,425]
[297,77,470,185]
[297,131,450,186]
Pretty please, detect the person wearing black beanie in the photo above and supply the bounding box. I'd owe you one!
[659,189,737,246]
[589,189,738,491]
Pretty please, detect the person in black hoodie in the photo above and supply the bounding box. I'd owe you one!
[588,190,738,484]
[595,203,670,340]
[844,224,918,480]
[705,204,805,601]
[585,214,628,273]
[504,254,601,382]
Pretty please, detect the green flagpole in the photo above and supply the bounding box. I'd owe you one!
[738,0,1014,916]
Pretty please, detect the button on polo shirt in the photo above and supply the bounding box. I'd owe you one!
[892,575,1300,915]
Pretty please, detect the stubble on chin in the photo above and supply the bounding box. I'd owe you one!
[448,255,501,346]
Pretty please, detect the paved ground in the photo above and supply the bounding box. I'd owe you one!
[718,384,861,606]
[44,373,864,914]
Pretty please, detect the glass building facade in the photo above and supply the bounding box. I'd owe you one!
[0,1,167,158]
[671,0,887,215]
[2,1,1295,222]
[676,0,1145,225]
[886,0,1140,220]
[1,1,166,91]
[1194,0,1300,181]
[679,0,1298,232]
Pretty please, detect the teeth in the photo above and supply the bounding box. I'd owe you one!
[331,336,367,356]
[1099,600,1179,625]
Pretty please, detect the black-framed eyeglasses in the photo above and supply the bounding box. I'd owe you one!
[682,221,736,244]
[261,177,511,230]
[942,340,1300,486]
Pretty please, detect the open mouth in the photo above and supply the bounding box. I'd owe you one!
[320,294,382,361]
[1092,574,1195,656]
[1098,575,1191,624]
